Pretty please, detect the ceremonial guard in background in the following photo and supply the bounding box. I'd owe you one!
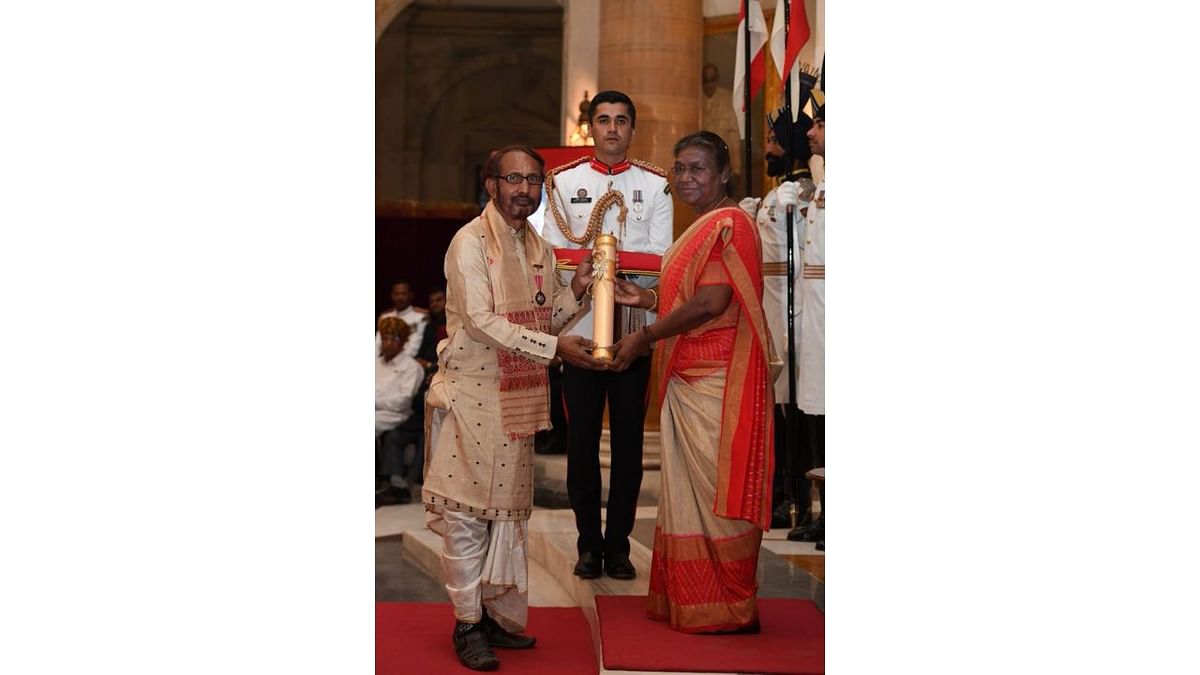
[742,96,818,531]
[791,96,825,548]
[538,90,674,581]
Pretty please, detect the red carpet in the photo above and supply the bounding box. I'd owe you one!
[595,595,824,674]
[376,603,597,674]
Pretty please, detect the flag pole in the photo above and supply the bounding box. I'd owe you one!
[781,0,803,531]
[742,0,752,198]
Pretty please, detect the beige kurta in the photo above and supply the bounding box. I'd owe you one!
[422,210,585,520]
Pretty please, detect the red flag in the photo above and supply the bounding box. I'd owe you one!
[732,0,768,140]
[781,0,811,80]
[770,0,823,120]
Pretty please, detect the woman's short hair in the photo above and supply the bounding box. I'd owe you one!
[673,130,732,175]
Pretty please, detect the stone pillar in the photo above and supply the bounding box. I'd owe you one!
[598,0,703,172]
[595,0,703,468]
[561,0,601,144]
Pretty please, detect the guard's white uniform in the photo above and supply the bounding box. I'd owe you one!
[757,179,823,414]
[536,156,674,338]
[797,180,824,415]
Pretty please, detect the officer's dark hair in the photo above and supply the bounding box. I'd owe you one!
[484,145,546,182]
[391,280,412,291]
[588,90,637,129]
[673,130,732,177]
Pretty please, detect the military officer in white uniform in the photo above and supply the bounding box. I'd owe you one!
[742,104,818,530]
[537,90,673,581]
[791,98,824,547]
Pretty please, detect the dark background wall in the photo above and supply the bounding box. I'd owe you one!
[376,3,564,206]
[375,209,474,320]
[376,2,564,317]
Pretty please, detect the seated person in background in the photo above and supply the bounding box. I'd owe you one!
[376,316,425,507]
[378,280,427,359]
[416,288,448,381]
[411,288,449,431]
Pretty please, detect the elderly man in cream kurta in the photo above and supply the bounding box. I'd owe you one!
[422,145,606,671]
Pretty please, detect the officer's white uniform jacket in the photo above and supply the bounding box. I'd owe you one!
[797,179,825,415]
[757,178,824,415]
[536,156,674,339]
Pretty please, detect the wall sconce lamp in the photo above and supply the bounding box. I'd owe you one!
[568,90,594,146]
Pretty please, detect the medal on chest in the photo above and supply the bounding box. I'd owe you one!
[632,189,644,219]
[533,264,546,306]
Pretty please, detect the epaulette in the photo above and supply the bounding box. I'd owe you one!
[546,155,590,176]
[629,159,672,195]
[629,158,668,178]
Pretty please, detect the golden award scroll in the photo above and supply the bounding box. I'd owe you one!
[590,233,618,361]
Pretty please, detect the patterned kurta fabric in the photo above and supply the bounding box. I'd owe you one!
[422,202,584,520]
[645,206,775,633]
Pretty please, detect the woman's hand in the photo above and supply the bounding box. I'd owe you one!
[607,330,650,371]
[613,278,650,308]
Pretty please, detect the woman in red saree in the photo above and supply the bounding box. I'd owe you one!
[609,130,775,633]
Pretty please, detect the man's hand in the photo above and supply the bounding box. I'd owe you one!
[608,331,650,372]
[776,181,801,210]
[571,259,595,299]
[555,334,608,370]
[613,278,650,308]
[739,196,762,219]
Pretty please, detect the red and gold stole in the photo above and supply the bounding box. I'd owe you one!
[481,201,553,440]
[655,207,776,529]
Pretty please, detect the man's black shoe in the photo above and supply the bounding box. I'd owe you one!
[604,554,636,580]
[787,521,824,542]
[815,540,825,551]
[385,486,412,504]
[453,621,499,671]
[573,552,603,579]
[770,503,793,529]
[480,612,536,649]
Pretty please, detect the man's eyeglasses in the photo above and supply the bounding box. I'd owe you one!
[494,173,545,185]
[670,164,710,179]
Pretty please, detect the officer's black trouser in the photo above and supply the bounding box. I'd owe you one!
[562,356,651,558]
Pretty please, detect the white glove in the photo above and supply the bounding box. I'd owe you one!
[738,197,761,219]
[776,181,801,210]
